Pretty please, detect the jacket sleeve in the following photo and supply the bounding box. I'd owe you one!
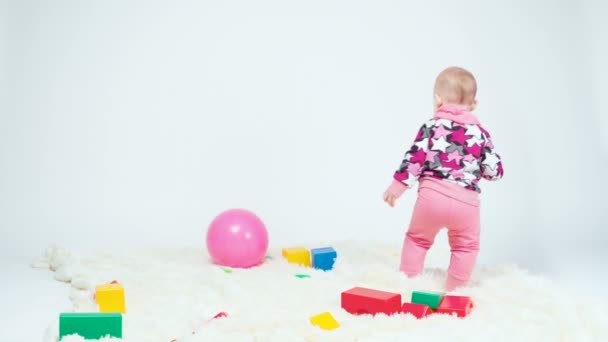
[480,131,504,181]
[393,121,433,188]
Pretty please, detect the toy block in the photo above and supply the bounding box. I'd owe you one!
[341,287,401,316]
[411,291,445,309]
[59,313,122,340]
[436,295,474,317]
[282,247,311,267]
[213,311,228,319]
[170,312,229,342]
[311,247,337,271]
[310,312,340,330]
[95,283,126,313]
[401,302,432,319]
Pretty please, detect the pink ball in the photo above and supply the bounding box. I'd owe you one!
[206,208,269,268]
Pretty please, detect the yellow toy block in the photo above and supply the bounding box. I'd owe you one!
[95,283,126,314]
[282,247,311,267]
[310,312,340,330]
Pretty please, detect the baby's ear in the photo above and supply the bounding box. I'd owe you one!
[469,99,478,111]
[434,93,443,108]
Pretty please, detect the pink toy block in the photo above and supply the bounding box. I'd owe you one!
[436,295,473,318]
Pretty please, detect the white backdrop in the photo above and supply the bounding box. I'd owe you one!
[2,1,607,277]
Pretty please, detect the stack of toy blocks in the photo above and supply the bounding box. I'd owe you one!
[406,291,473,318]
[341,288,474,319]
[59,281,126,340]
[282,246,337,271]
[401,291,444,318]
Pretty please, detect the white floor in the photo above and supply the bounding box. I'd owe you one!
[1,255,71,342]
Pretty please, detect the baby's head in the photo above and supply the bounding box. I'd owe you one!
[434,66,477,111]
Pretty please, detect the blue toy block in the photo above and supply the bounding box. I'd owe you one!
[311,247,337,271]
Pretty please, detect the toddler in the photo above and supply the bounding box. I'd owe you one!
[383,66,503,291]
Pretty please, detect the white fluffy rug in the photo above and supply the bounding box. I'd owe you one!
[33,242,608,342]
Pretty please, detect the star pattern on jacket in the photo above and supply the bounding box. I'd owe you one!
[395,118,503,192]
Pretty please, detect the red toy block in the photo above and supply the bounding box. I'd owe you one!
[169,312,228,341]
[401,302,432,319]
[436,295,474,318]
[341,287,401,316]
[212,312,227,319]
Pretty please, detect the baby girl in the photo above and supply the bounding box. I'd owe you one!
[383,66,503,291]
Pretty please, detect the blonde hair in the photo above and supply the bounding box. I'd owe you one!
[434,67,477,105]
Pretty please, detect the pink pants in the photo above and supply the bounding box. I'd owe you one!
[400,187,480,291]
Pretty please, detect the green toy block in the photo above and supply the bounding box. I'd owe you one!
[411,291,445,309]
[59,313,122,340]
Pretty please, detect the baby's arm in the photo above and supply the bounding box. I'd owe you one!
[480,129,504,181]
[384,121,432,205]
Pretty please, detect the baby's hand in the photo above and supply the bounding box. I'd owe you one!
[383,190,396,207]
